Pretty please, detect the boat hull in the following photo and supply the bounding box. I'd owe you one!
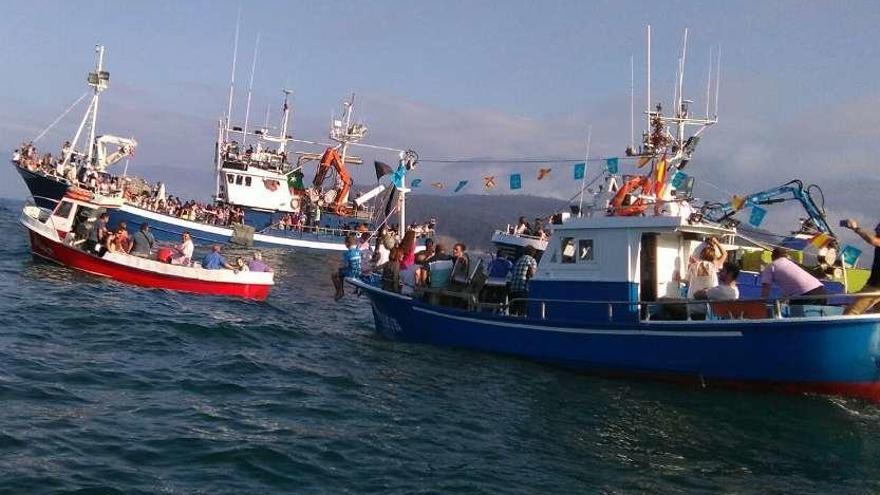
[109,205,350,251]
[14,165,69,209]
[350,279,880,402]
[25,228,271,300]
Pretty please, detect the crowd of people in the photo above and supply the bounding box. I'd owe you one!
[511,216,550,240]
[79,214,272,274]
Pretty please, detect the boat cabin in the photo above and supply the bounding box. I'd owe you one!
[529,214,735,323]
[46,192,124,242]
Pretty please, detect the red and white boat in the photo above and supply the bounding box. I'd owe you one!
[20,191,274,300]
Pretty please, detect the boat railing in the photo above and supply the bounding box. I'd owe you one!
[490,291,880,323]
[498,226,545,241]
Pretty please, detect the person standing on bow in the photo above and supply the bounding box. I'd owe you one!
[842,219,880,314]
[332,235,362,300]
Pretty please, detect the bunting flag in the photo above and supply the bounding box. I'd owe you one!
[606,157,620,174]
[453,180,469,193]
[431,182,444,189]
[391,164,406,188]
[483,176,496,190]
[841,245,863,267]
[509,173,522,190]
[730,195,746,211]
[374,160,393,181]
[637,156,651,168]
[670,170,687,189]
[748,206,767,227]
[537,168,552,180]
[654,158,668,196]
[410,178,422,188]
[810,232,832,248]
[573,162,586,180]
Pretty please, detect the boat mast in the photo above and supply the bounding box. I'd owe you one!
[278,89,292,155]
[577,126,592,217]
[225,8,241,142]
[64,45,109,168]
[85,45,106,168]
[242,34,260,147]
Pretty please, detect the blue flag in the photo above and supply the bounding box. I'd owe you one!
[410,178,422,188]
[841,245,863,267]
[606,157,619,174]
[453,180,469,193]
[391,164,406,188]
[573,162,586,180]
[509,173,522,190]
[671,170,687,189]
[748,206,767,227]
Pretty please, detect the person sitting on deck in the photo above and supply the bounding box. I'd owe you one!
[171,232,194,266]
[203,244,235,270]
[130,223,155,257]
[513,216,530,235]
[693,262,741,301]
[382,247,403,293]
[109,222,131,253]
[247,251,273,272]
[760,247,826,306]
[332,235,362,300]
[234,257,249,272]
[510,246,538,316]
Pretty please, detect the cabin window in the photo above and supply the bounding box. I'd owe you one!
[54,201,74,219]
[561,237,576,263]
[578,239,594,262]
[235,175,243,185]
[226,174,234,184]
[245,176,252,187]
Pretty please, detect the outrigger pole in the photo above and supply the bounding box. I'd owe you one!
[225,7,241,141]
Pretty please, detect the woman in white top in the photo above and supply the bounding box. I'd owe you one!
[686,243,723,299]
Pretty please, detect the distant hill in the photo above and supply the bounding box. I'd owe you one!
[405,194,567,251]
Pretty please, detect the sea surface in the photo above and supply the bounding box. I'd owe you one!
[1,198,879,494]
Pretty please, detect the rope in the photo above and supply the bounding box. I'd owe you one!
[32,92,89,143]
[418,155,643,164]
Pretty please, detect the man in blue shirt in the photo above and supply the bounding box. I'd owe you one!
[332,235,361,300]
[203,245,234,270]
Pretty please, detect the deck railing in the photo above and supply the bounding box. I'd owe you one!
[479,291,880,323]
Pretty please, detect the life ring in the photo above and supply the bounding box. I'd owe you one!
[609,176,650,216]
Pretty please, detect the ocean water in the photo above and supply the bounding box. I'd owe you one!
[1,197,879,494]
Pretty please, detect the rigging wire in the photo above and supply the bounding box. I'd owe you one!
[32,92,89,143]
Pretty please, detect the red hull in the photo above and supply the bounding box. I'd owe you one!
[28,230,271,301]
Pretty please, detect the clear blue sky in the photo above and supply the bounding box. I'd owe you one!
[1,0,879,226]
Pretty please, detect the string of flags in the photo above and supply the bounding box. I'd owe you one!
[393,157,628,194]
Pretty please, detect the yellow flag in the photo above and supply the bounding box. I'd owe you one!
[730,195,746,211]
[810,233,831,248]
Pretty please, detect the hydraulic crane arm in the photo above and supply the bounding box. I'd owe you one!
[702,179,833,235]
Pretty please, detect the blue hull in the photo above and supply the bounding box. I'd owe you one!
[108,206,349,251]
[350,279,880,401]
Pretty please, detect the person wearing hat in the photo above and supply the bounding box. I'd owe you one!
[842,219,880,314]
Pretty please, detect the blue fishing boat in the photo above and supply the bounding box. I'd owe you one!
[349,28,880,402]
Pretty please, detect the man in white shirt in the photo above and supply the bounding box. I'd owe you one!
[694,262,741,301]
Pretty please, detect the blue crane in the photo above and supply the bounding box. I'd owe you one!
[701,180,833,236]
